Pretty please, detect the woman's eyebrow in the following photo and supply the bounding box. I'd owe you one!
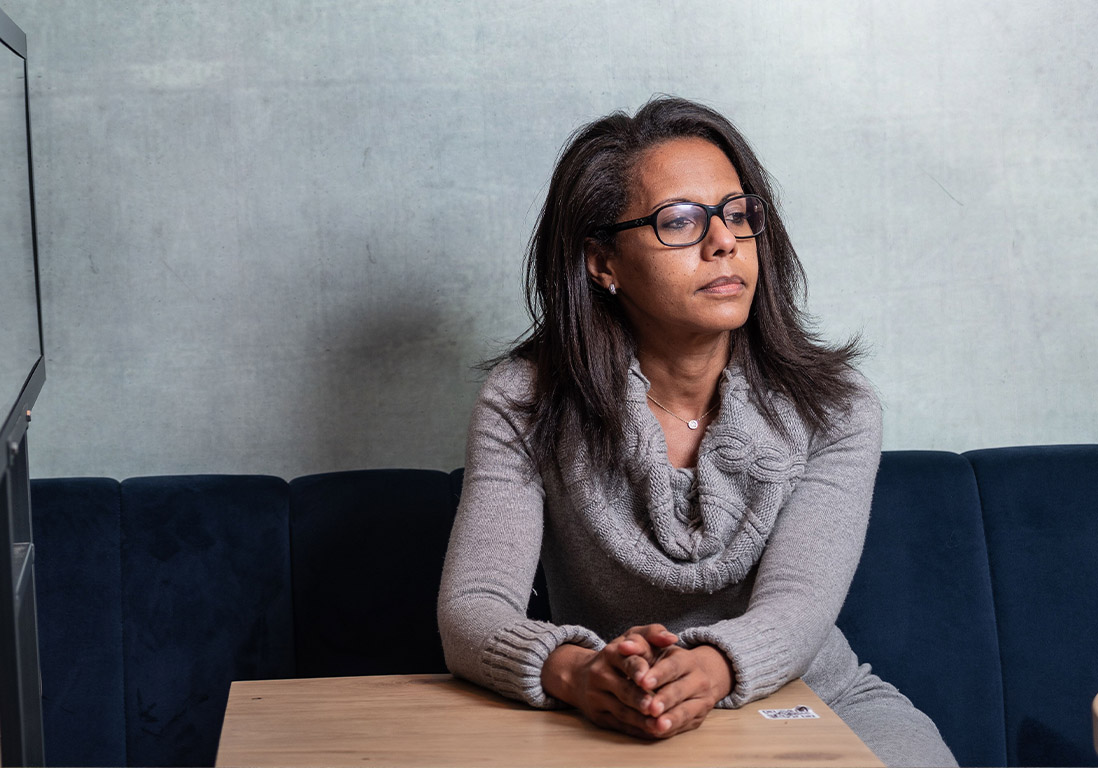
[648,196,692,210]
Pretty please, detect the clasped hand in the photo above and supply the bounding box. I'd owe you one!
[541,624,733,739]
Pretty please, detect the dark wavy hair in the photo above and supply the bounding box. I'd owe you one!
[509,96,862,472]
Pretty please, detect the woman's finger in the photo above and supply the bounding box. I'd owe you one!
[610,626,678,686]
[587,647,653,713]
[644,674,702,716]
[614,637,656,660]
[590,689,659,735]
[617,648,653,684]
[622,624,679,649]
[605,633,666,688]
[636,645,692,692]
[644,646,733,718]
[642,696,711,738]
[602,637,653,680]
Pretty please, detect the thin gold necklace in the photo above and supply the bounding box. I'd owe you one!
[645,392,718,430]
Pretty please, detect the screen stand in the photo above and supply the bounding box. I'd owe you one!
[0,429,45,766]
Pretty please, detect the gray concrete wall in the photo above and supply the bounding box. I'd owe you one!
[6,0,1096,479]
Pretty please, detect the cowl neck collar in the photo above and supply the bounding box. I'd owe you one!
[556,359,811,594]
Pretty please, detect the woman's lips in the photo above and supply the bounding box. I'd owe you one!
[699,275,747,294]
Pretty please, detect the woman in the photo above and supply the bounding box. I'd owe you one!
[437,97,955,766]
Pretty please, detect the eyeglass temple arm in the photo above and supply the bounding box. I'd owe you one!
[604,216,652,234]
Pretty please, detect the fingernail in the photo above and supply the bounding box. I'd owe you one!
[651,700,664,716]
[645,676,657,688]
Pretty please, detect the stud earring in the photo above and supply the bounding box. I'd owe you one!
[609,283,617,295]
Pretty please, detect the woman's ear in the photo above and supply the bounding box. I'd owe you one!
[584,238,617,292]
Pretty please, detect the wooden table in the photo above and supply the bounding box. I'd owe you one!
[216,674,883,767]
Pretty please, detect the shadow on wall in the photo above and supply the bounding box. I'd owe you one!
[278,258,485,476]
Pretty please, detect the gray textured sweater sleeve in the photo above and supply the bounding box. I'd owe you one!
[679,381,883,708]
[437,364,604,708]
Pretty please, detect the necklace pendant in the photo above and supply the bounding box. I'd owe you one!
[687,419,699,430]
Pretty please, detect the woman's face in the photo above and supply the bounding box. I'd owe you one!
[590,137,759,347]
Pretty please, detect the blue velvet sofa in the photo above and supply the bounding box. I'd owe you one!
[29,445,1098,767]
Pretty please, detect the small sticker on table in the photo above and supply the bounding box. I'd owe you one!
[758,705,820,720]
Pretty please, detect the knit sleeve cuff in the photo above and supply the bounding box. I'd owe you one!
[679,616,792,708]
[482,620,605,709]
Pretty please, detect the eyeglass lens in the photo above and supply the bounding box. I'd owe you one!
[654,197,765,246]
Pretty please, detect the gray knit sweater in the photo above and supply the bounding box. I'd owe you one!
[438,354,883,710]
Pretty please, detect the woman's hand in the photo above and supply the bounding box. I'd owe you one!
[612,624,680,687]
[542,625,732,739]
[631,643,734,737]
[540,629,670,738]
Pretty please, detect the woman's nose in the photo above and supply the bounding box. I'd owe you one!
[702,214,738,259]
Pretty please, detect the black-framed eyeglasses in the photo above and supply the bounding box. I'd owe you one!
[604,194,767,247]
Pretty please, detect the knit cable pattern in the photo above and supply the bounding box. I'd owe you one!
[556,361,810,594]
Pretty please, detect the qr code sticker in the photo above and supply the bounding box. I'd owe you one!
[758,705,820,720]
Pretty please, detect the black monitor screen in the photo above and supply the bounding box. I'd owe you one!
[0,14,43,441]
[1,12,46,764]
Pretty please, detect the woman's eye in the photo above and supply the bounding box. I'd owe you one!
[726,212,747,225]
[663,216,696,231]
